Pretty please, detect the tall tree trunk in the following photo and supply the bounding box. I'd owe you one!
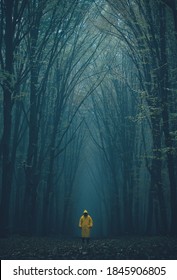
[43,147,55,234]
[163,0,177,40]
[146,113,168,234]
[159,3,177,234]
[23,24,39,235]
[0,0,14,236]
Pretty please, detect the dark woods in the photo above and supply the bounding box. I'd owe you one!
[0,0,177,238]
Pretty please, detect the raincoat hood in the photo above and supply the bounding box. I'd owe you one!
[83,209,88,214]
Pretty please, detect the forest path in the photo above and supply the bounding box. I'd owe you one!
[0,235,177,260]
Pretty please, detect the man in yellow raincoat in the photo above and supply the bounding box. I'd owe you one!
[79,210,93,243]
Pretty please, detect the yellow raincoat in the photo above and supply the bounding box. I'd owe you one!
[79,210,93,238]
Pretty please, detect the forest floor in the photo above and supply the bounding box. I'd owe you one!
[0,235,177,260]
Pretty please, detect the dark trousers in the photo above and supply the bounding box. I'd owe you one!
[82,237,90,244]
